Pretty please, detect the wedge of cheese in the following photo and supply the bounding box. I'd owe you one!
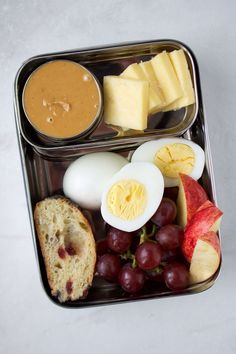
[139,60,166,111]
[103,76,149,130]
[163,49,195,111]
[121,63,163,114]
[151,51,183,106]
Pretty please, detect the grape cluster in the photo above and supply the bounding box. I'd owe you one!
[96,197,189,293]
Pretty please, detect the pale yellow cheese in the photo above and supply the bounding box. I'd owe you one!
[151,51,183,105]
[163,50,195,111]
[103,76,149,130]
[121,63,163,114]
[121,63,144,80]
[139,61,166,111]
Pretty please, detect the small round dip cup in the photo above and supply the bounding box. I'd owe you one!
[22,60,103,144]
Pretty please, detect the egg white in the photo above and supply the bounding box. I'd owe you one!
[101,162,164,232]
[131,137,205,187]
[63,152,128,210]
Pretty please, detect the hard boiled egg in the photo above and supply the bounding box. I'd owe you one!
[101,162,164,232]
[63,152,128,210]
[131,137,205,187]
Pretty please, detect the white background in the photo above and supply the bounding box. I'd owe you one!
[0,1,235,353]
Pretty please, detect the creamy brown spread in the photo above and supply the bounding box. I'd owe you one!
[23,60,100,139]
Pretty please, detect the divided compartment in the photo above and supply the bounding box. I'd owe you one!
[14,39,221,308]
[14,39,199,158]
[18,115,220,308]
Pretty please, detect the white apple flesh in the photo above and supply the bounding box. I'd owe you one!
[190,231,221,283]
[177,173,208,228]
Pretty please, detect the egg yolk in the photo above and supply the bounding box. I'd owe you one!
[107,179,147,220]
[154,143,195,178]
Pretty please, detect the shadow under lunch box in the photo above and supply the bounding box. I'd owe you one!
[14,39,221,308]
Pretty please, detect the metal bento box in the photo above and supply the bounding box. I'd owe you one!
[14,39,221,308]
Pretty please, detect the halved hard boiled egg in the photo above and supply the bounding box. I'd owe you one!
[131,138,205,187]
[101,162,164,232]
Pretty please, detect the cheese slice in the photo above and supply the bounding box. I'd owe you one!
[120,63,144,80]
[103,76,149,130]
[121,63,163,114]
[151,51,183,105]
[139,60,166,111]
[163,49,195,111]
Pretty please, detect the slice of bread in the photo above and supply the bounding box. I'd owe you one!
[34,197,96,302]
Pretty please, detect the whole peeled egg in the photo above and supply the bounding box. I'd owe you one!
[101,162,164,232]
[131,137,205,187]
[63,152,128,210]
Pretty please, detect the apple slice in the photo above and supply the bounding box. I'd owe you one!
[190,231,221,283]
[177,173,208,227]
[195,200,222,232]
[196,200,213,211]
[182,203,223,262]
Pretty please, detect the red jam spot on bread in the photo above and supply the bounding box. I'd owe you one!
[82,288,89,299]
[65,243,76,256]
[66,280,73,294]
[58,247,66,259]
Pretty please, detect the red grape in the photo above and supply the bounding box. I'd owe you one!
[156,224,184,250]
[151,198,177,227]
[107,227,133,253]
[135,241,162,270]
[130,234,140,253]
[118,264,145,293]
[163,261,189,290]
[161,248,180,262]
[146,268,164,282]
[96,254,121,282]
[96,239,109,256]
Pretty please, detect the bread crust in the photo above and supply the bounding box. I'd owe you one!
[34,197,96,302]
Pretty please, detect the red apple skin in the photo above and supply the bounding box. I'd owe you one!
[182,205,223,262]
[196,200,214,212]
[177,173,208,227]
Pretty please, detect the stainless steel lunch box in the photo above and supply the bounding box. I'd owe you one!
[14,39,221,308]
